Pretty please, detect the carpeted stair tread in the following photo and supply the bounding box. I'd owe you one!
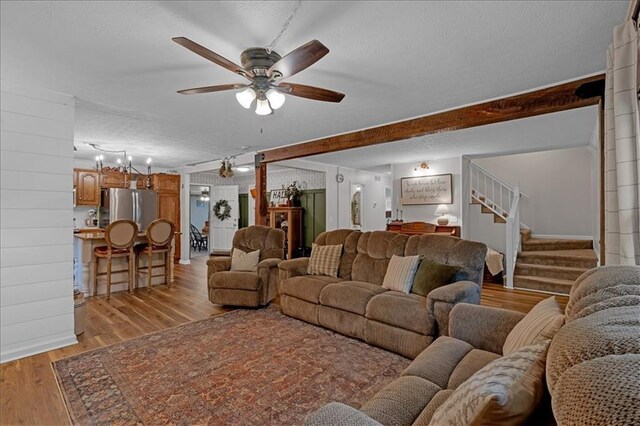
[517,249,597,268]
[522,238,593,251]
[514,263,589,281]
[513,275,574,294]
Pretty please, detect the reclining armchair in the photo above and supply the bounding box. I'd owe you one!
[207,225,285,307]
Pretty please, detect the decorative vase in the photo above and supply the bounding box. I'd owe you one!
[292,198,301,207]
[437,216,449,226]
[286,199,292,207]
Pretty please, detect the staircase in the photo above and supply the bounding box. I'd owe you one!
[469,162,597,295]
[514,229,597,294]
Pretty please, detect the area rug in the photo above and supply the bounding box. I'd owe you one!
[53,307,410,425]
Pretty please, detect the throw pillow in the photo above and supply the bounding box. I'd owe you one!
[411,260,460,297]
[503,296,565,356]
[230,248,260,272]
[307,243,343,278]
[429,339,551,426]
[382,255,421,293]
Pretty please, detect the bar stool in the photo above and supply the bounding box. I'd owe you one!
[93,220,138,299]
[136,219,175,291]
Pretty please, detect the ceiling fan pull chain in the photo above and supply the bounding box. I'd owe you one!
[265,0,303,53]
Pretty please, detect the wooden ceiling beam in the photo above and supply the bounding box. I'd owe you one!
[259,74,605,164]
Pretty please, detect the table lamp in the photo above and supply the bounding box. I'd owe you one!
[435,204,449,225]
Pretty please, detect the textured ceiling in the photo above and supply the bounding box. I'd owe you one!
[0,1,624,168]
[306,106,599,171]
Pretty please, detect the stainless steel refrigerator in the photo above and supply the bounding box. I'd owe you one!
[99,188,158,231]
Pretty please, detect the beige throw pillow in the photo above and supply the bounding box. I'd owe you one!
[429,339,551,426]
[503,296,565,355]
[382,255,421,293]
[230,248,260,272]
[307,244,343,277]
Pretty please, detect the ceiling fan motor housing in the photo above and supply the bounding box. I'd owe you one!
[240,48,281,77]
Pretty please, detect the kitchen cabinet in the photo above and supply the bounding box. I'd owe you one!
[75,169,100,206]
[99,171,127,188]
[153,174,181,260]
[152,174,180,193]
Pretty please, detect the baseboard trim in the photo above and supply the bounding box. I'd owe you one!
[531,234,593,241]
[179,259,191,265]
[1,334,77,364]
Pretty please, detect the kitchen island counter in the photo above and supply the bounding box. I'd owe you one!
[73,232,179,296]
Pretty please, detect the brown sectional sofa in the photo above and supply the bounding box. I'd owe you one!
[279,229,488,358]
[306,265,640,426]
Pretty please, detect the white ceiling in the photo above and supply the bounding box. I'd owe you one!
[305,105,598,172]
[0,1,624,168]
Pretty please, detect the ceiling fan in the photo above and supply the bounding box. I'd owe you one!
[173,37,345,115]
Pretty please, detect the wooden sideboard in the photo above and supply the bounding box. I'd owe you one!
[386,221,461,237]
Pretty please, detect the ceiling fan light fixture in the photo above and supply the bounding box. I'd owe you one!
[255,98,272,115]
[235,87,256,109]
[266,88,285,110]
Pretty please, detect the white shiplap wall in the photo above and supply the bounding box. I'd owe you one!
[0,83,76,363]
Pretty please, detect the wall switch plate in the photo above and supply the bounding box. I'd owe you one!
[448,215,458,223]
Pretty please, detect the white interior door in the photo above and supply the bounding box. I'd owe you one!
[210,185,239,253]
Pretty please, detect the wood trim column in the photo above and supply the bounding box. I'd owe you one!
[255,154,268,225]
[599,99,606,265]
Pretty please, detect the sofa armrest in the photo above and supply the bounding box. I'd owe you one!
[207,256,231,276]
[258,258,281,269]
[305,403,382,426]
[426,280,481,337]
[278,257,310,281]
[449,303,526,354]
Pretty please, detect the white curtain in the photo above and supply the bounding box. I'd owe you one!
[604,2,640,266]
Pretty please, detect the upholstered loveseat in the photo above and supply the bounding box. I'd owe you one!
[278,229,488,358]
[306,266,640,426]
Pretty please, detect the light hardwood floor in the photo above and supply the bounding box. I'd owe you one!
[0,257,567,425]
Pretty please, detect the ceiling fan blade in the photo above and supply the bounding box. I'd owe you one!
[172,37,252,80]
[267,40,329,79]
[278,83,345,103]
[177,83,247,95]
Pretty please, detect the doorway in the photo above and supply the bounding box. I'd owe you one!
[189,185,210,258]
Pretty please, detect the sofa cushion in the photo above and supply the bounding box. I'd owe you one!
[230,248,260,272]
[366,291,430,335]
[447,349,501,389]
[319,281,386,315]
[360,375,441,426]
[405,234,487,286]
[429,339,550,426]
[314,229,361,279]
[280,275,341,304]
[352,231,409,285]
[307,243,343,277]
[413,389,454,426]
[382,255,421,293]
[411,260,460,297]
[503,296,564,355]
[210,271,260,291]
[402,336,474,388]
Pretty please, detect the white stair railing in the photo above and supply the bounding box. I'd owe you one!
[469,162,526,288]
[504,185,521,288]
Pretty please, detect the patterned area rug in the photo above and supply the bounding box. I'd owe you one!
[53,307,410,425]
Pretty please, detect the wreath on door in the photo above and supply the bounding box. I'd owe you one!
[213,199,232,221]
